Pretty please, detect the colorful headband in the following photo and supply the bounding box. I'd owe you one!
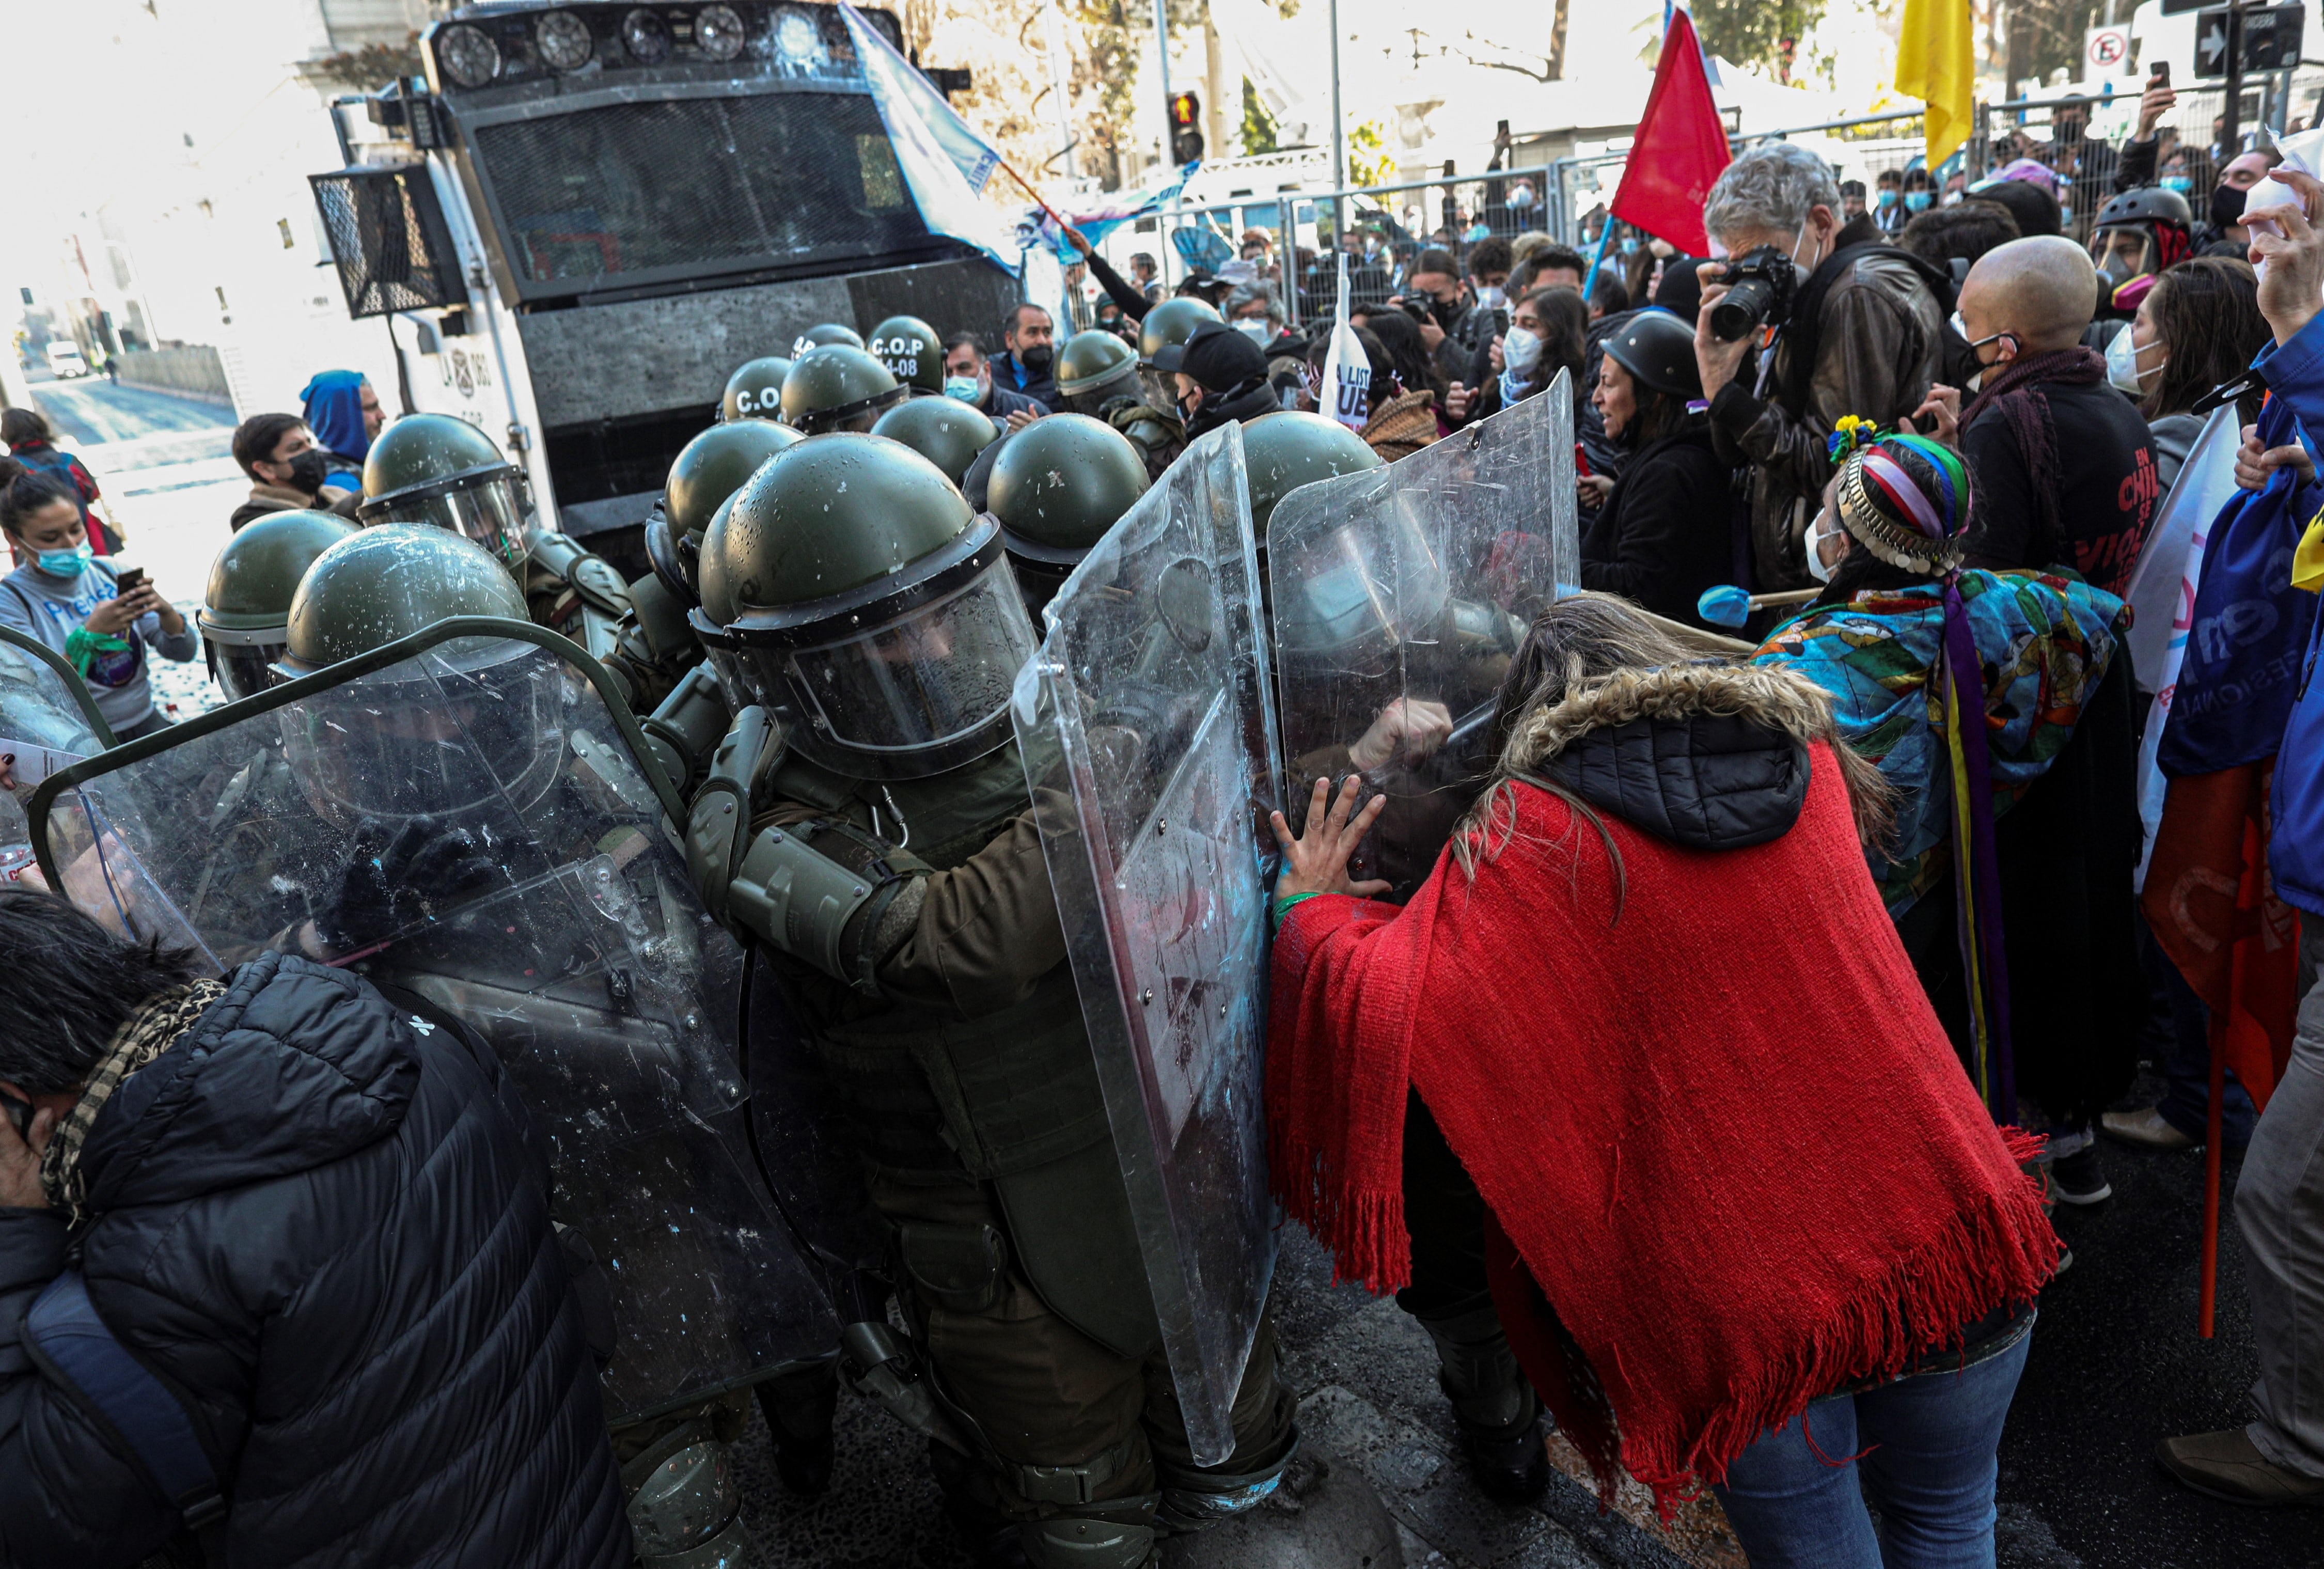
[1832,435,1971,574]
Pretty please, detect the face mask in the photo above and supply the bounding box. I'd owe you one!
[286,447,331,495]
[2212,182,2249,229]
[2162,175,2193,194]
[1620,239,1641,256]
[1477,285,1507,310]
[36,543,92,578]
[1805,509,1842,583]
[944,375,981,402]
[1234,319,1273,346]
[1503,326,1544,376]
[1178,391,1202,423]
[2105,326,2166,393]
[1905,192,1933,213]
[1509,189,1536,210]
[1877,189,1899,209]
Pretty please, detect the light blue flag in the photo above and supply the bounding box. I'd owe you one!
[839,4,1017,272]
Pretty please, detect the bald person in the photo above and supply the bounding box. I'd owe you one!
[1950,235,2159,594]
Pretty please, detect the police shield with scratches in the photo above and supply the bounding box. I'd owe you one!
[0,625,113,881]
[1263,376,1579,1499]
[684,431,1298,1568]
[358,413,637,668]
[30,524,844,1568]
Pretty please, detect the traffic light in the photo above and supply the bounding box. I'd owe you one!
[1169,90,1203,164]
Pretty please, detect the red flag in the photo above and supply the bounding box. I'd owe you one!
[1609,10,1731,258]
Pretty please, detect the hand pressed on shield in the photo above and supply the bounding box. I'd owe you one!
[313,815,501,952]
[1270,775,1391,905]
[1348,697,1456,771]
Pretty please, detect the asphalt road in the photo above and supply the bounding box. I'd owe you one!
[28,373,233,446]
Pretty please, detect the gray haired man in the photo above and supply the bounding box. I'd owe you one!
[1691,143,1948,590]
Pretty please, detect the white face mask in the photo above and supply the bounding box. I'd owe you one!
[2105,325,2166,394]
[1234,319,1273,346]
[1503,326,1544,376]
[1805,508,1844,583]
[1476,284,1508,310]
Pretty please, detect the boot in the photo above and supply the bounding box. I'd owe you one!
[1417,1302,1552,1503]
[755,1361,839,1497]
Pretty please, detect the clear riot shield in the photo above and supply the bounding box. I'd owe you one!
[0,626,112,882]
[30,622,837,1423]
[1267,374,1579,900]
[1011,423,1280,1468]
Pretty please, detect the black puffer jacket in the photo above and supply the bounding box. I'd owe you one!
[0,952,631,1568]
[1578,419,1737,629]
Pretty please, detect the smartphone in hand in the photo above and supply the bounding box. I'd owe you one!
[112,566,147,594]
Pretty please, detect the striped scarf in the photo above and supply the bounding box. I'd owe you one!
[41,980,225,1223]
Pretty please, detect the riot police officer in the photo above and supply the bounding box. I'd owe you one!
[781,345,908,435]
[1113,297,1222,480]
[869,313,946,395]
[604,418,807,786]
[686,435,1298,1568]
[987,413,1148,617]
[357,413,634,666]
[1051,328,1140,416]
[196,507,354,701]
[872,394,997,488]
[721,355,793,421]
[1242,410,1384,546]
[793,321,866,355]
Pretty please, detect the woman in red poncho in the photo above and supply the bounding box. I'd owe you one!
[1266,591,2061,1568]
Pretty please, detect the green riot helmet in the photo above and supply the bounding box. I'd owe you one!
[1053,330,1140,416]
[779,346,906,435]
[666,420,804,541]
[720,356,793,421]
[198,509,356,701]
[273,525,560,830]
[987,414,1149,614]
[692,434,1036,781]
[1243,410,1385,542]
[1136,296,1223,411]
[791,321,865,357]
[871,395,997,486]
[358,413,529,569]
[867,315,944,394]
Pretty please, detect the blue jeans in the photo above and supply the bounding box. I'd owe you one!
[1710,1329,2032,1569]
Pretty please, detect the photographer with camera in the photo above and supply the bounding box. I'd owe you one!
[1695,145,1949,590]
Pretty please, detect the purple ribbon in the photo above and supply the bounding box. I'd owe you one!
[1941,578,2016,1120]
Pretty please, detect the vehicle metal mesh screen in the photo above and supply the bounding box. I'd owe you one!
[309,166,465,318]
[474,92,930,291]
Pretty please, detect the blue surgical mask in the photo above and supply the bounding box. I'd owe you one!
[944,375,981,403]
[1905,192,1933,213]
[36,544,92,578]
[1877,189,1899,209]
[2162,175,2193,193]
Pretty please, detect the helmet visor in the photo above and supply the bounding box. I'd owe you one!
[366,472,530,568]
[2089,226,2157,280]
[209,638,282,703]
[278,640,564,827]
[753,560,1034,773]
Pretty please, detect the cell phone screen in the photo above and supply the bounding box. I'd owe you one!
[113,568,146,593]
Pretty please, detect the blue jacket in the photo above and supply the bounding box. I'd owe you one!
[2243,313,2324,915]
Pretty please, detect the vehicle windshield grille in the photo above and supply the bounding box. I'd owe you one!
[475,92,930,291]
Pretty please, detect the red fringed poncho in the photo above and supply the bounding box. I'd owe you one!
[1265,742,2059,1508]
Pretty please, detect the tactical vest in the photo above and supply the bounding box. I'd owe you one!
[761,742,1157,1357]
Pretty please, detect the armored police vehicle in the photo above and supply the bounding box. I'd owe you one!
[311,1,1015,560]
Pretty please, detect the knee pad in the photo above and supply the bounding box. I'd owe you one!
[1019,1497,1160,1569]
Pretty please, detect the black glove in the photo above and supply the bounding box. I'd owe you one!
[314,815,502,951]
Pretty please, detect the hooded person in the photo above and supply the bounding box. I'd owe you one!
[1263,591,2059,1563]
[297,370,382,493]
[1152,319,1279,440]
[1753,424,2139,1202]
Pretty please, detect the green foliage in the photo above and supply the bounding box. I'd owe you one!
[1689,0,1824,80]
[1348,120,1396,187]
[1241,78,1278,156]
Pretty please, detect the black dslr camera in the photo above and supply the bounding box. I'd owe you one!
[1708,245,1799,342]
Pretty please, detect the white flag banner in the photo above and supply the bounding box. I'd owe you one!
[840,5,1018,273]
[1318,254,1371,435]
[2129,407,2242,889]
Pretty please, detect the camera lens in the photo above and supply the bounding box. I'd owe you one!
[1709,278,1771,342]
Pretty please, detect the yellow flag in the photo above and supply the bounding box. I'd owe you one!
[1897,0,1975,170]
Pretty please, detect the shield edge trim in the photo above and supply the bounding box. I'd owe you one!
[0,623,119,748]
